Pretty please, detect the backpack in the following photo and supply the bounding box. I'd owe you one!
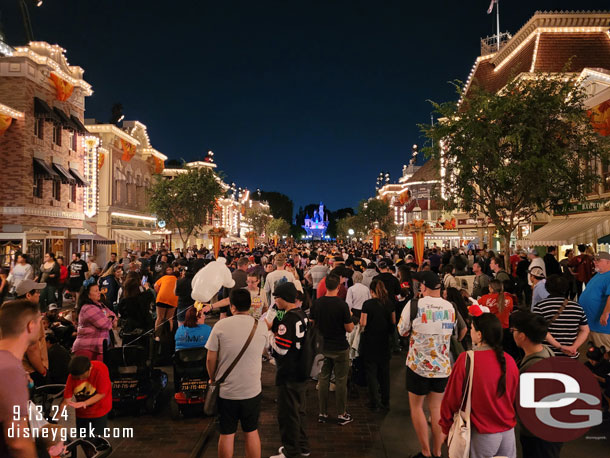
[298,315,324,380]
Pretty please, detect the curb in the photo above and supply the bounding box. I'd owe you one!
[189,418,216,458]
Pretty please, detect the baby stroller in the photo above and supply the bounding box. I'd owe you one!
[31,384,112,458]
[104,334,168,416]
[171,347,209,419]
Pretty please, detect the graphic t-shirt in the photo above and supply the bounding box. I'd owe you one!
[271,308,308,385]
[175,323,212,350]
[64,360,112,418]
[398,296,456,378]
[264,269,295,307]
[248,288,268,319]
[478,293,514,329]
[69,260,88,283]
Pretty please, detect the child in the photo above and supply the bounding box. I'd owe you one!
[246,272,268,320]
[61,356,112,452]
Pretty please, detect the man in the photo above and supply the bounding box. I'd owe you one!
[543,246,561,277]
[529,266,549,310]
[527,249,546,286]
[373,259,402,306]
[471,261,490,299]
[264,253,296,308]
[428,248,441,274]
[510,310,562,458]
[310,274,354,425]
[269,283,310,458]
[490,256,511,283]
[7,254,33,298]
[67,253,88,303]
[568,244,595,298]
[0,300,42,457]
[579,251,610,348]
[532,275,589,358]
[205,289,268,458]
[398,271,455,458]
[305,255,329,297]
[221,257,250,319]
[103,252,118,272]
[16,279,48,387]
[60,356,112,443]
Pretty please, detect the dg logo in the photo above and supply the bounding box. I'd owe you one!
[516,357,603,442]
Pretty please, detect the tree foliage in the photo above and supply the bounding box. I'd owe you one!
[148,167,224,247]
[253,191,293,223]
[266,218,291,238]
[357,199,396,235]
[421,73,610,266]
[244,206,272,235]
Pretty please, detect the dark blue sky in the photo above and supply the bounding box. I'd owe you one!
[2,0,608,213]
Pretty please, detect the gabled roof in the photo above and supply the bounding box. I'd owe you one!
[405,160,440,184]
[462,11,610,100]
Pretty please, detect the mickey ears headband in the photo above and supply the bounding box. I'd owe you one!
[83,277,96,288]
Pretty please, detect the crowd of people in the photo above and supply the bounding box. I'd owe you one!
[0,240,609,458]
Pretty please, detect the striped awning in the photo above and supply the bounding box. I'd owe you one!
[114,229,163,243]
[521,211,610,246]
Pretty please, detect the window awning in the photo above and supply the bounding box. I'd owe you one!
[53,107,76,130]
[52,162,75,184]
[33,158,59,180]
[113,229,163,243]
[34,98,60,123]
[70,115,88,134]
[69,167,89,187]
[71,229,114,245]
[521,211,610,246]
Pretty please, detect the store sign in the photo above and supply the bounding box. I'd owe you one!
[560,199,605,215]
[457,217,492,226]
[83,136,99,218]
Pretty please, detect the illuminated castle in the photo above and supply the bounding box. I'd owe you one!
[303,202,329,239]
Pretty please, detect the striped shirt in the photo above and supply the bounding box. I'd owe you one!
[532,297,588,358]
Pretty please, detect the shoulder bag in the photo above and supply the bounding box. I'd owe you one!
[204,318,258,416]
[448,350,474,458]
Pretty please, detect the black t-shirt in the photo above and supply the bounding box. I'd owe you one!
[69,260,88,283]
[272,308,308,385]
[175,275,195,309]
[374,272,401,304]
[360,298,393,360]
[310,296,351,351]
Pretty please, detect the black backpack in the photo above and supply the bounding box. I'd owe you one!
[298,314,324,379]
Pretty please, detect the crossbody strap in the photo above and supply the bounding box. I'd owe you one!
[549,298,569,324]
[458,351,475,414]
[216,318,258,384]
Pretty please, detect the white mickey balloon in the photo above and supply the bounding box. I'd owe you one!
[191,257,236,303]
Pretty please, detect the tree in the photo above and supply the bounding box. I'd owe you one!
[244,206,272,235]
[253,191,293,223]
[336,215,365,239]
[357,199,396,236]
[266,218,291,239]
[148,167,224,248]
[421,73,610,269]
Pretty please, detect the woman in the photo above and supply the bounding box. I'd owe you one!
[440,313,519,458]
[359,279,395,411]
[174,306,212,351]
[57,256,69,306]
[442,264,458,290]
[86,256,99,280]
[154,265,178,336]
[478,280,514,329]
[38,252,60,312]
[98,264,123,310]
[72,279,117,361]
[117,275,154,335]
[445,287,470,350]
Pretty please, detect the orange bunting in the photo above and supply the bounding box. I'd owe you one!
[588,100,610,137]
[153,156,164,174]
[120,138,137,161]
[49,73,74,101]
[98,152,105,169]
[0,114,13,136]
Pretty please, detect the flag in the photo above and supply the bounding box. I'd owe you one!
[487,0,496,14]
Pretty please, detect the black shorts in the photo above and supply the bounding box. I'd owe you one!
[406,367,448,395]
[217,393,261,435]
[156,302,174,309]
[67,280,82,293]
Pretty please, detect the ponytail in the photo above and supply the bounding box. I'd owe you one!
[493,344,507,397]
[489,279,505,313]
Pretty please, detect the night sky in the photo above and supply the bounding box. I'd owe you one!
[2,0,608,214]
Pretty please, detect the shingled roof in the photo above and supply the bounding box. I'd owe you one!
[462,11,610,99]
[405,159,439,183]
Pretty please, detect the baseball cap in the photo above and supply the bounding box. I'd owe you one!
[273,282,298,303]
[412,271,441,290]
[48,303,60,311]
[595,251,610,261]
[468,304,491,317]
[16,279,46,297]
[586,345,603,362]
[528,248,539,256]
[378,258,393,270]
[528,266,545,279]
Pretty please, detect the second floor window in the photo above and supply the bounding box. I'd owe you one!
[33,177,43,198]
[70,183,77,203]
[53,180,61,201]
[69,132,77,151]
[53,124,62,146]
[34,118,44,140]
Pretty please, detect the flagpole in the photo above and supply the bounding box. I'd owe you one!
[496,0,501,51]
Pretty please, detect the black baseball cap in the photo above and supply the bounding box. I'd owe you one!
[273,282,298,303]
[412,271,441,290]
[378,258,393,269]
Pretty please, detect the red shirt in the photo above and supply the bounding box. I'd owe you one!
[316,278,347,300]
[440,349,519,435]
[64,361,112,418]
[478,293,513,329]
[509,254,520,277]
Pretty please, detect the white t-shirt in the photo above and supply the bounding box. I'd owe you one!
[205,314,268,400]
[398,296,456,378]
[263,269,296,307]
[346,283,371,311]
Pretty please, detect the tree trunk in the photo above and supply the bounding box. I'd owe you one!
[503,233,512,276]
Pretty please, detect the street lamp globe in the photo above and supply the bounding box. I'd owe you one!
[348,229,354,236]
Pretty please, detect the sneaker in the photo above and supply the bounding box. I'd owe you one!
[274,447,310,458]
[317,413,328,423]
[337,412,353,425]
[408,453,432,458]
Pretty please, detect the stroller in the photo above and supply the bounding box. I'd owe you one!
[104,333,168,416]
[171,347,209,419]
[31,384,112,458]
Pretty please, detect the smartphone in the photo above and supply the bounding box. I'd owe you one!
[141,275,148,286]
